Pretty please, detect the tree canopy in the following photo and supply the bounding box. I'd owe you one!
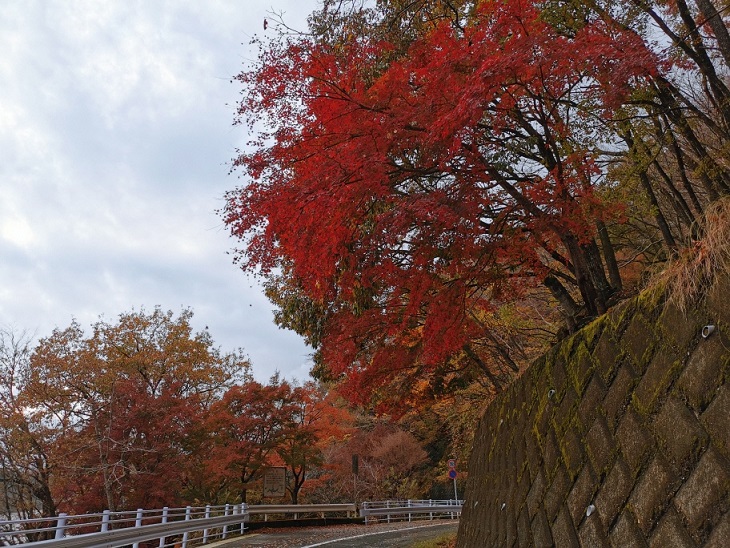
[224,0,730,407]
[0,313,361,516]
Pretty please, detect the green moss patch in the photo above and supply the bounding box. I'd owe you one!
[620,314,659,375]
[567,342,596,395]
[657,299,707,353]
[631,349,684,416]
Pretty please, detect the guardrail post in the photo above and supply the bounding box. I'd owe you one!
[407,499,412,522]
[239,503,245,534]
[132,508,143,548]
[243,503,250,532]
[203,504,211,544]
[54,513,68,539]
[181,506,191,548]
[222,504,230,539]
[101,509,111,532]
[158,507,169,548]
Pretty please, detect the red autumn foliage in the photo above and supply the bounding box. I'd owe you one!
[17,309,246,514]
[204,378,294,503]
[270,382,353,504]
[223,0,663,405]
[204,377,352,504]
[54,378,205,512]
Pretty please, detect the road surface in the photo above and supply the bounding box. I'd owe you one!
[209,520,459,547]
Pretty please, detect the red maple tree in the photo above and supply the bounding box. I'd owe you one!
[223,0,663,404]
[204,378,295,503]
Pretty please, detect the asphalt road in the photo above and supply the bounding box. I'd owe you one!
[210,521,459,548]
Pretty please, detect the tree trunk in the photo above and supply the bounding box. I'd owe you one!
[639,169,678,254]
[544,275,580,332]
[673,0,730,127]
[622,128,678,255]
[560,235,612,316]
[652,160,696,229]
[596,220,622,293]
[463,344,503,391]
[241,470,249,503]
[695,0,730,68]
[289,470,303,505]
[33,465,57,519]
[665,123,704,215]
[655,77,730,196]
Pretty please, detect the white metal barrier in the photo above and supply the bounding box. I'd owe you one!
[248,504,356,521]
[0,503,356,547]
[359,499,463,524]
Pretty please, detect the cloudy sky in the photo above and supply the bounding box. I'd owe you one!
[0,1,321,381]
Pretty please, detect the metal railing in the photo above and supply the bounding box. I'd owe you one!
[0,503,356,546]
[359,499,463,524]
[248,503,356,521]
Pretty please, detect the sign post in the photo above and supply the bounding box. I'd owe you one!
[352,454,359,506]
[448,460,458,501]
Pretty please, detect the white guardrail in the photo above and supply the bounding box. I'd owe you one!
[359,499,463,524]
[0,500,460,546]
[0,503,356,547]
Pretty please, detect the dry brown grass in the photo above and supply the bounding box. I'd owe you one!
[410,531,457,548]
[659,197,730,311]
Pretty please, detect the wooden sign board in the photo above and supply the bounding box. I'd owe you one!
[263,466,287,498]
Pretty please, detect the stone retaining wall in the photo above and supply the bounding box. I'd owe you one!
[457,275,730,546]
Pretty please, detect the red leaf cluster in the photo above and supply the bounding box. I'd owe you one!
[224,0,665,406]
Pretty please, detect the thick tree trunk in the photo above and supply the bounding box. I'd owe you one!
[241,472,249,503]
[596,220,622,293]
[33,464,57,522]
[488,168,611,316]
[560,235,612,316]
[289,471,303,505]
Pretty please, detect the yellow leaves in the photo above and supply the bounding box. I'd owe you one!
[25,308,248,424]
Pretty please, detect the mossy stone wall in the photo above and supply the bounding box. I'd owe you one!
[457,275,730,546]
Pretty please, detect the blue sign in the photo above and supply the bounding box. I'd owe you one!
[448,469,457,480]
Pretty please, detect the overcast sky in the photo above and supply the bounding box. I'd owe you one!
[0,1,321,382]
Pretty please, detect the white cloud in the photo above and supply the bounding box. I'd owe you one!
[0,215,37,249]
[0,0,319,381]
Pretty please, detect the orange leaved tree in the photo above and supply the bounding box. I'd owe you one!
[22,308,246,513]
